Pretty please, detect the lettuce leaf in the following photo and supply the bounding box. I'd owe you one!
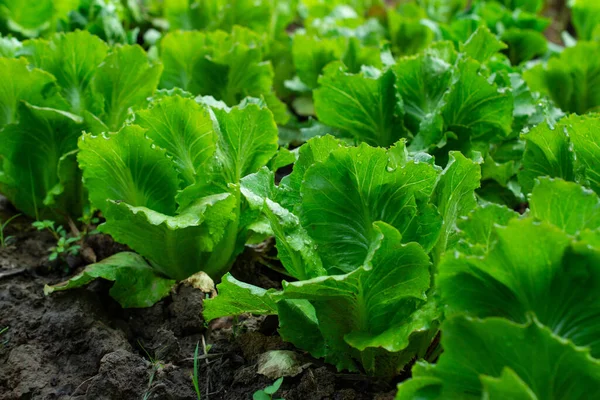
[396,316,600,400]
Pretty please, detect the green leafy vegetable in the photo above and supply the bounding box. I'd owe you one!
[395,316,600,400]
[77,95,278,282]
[44,252,176,308]
[159,27,288,123]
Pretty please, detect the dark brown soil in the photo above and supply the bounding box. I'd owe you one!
[0,197,396,400]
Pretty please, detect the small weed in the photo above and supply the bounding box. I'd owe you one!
[192,342,201,400]
[139,341,165,400]
[253,377,284,400]
[32,220,82,262]
[1,326,9,346]
[0,214,21,247]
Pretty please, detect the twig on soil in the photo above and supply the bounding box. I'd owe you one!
[0,268,26,280]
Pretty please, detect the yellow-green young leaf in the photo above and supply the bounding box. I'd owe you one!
[44,252,176,308]
[134,95,217,187]
[438,218,600,356]
[397,316,600,400]
[570,0,600,41]
[0,0,77,37]
[19,31,109,115]
[92,44,162,131]
[78,124,240,280]
[159,28,288,123]
[314,62,407,147]
[0,103,85,219]
[0,58,62,125]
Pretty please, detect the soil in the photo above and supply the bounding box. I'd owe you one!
[0,196,396,400]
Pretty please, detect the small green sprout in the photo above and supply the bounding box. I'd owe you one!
[253,377,284,400]
[192,342,201,400]
[0,214,20,248]
[32,220,82,262]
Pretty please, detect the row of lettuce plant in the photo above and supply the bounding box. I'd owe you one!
[0,0,599,396]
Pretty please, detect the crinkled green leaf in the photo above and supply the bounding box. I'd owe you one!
[78,125,179,214]
[500,28,547,65]
[163,0,293,36]
[203,273,279,321]
[480,368,538,400]
[211,101,279,185]
[569,0,600,40]
[0,0,77,37]
[0,103,84,219]
[387,3,434,57]
[431,151,481,264]
[0,58,61,125]
[92,44,162,131]
[280,135,345,199]
[460,26,507,63]
[518,119,574,194]
[439,218,600,356]
[100,193,236,280]
[134,95,217,187]
[241,168,326,280]
[530,178,600,235]
[299,142,440,273]
[292,35,345,90]
[524,41,600,114]
[564,114,600,194]
[159,27,288,123]
[19,31,109,115]
[519,114,600,194]
[44,252,176,308]
[453,203,518,255]
[396,45,513,151]
[280,222,437,376]
[314,62,406,147]
[397,316,600,400]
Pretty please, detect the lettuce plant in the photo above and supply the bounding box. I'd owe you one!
[0,31,162,220]
[519,114,600,194]
[158,26,288,123]
[524,41,600,115]
[46,95,279,306]
[312,37,514,156]
[396,178,600,398]
[204,136,481,376]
